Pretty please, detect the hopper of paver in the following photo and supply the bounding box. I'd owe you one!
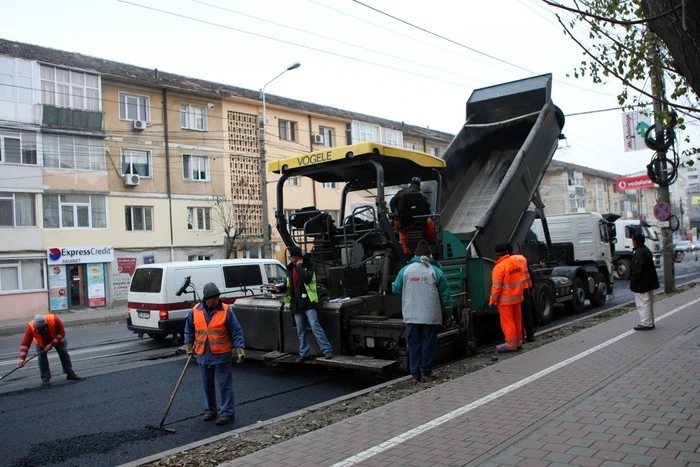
[439,73,565,260]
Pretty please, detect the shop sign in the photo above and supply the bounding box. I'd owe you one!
[615,175,655,192]
[87,263,106,307]
[47,246,114,265]
[49,265,69,311]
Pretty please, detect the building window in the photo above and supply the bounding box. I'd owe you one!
[121,149,151,178]
[381,128,403,147]
[569,198,585,210]
[405,142,417,150]
[319,127,333,147]
[0,56,33,106]
[323,182,337,189]
[0,192,36,227]
[188,255,212,261]
[182,154,209,182]
[279,120,297,141]
[357,123,379,142]
[125,206,153,231]
[118,92,149,121]
[43,135,104,170]
[431,147,441,157]
[40,65,100,111]
[187,207,211,231]
[180,103,207,131]
[284,176,301,186]
[0,259,45,292]
[43,194,106,229]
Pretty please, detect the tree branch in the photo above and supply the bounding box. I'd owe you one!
[556,14,700,114]
[541,0,679,25]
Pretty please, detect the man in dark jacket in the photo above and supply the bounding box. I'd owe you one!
[278,246,333,363]
[630,233,660,330]
[389,177,436,254]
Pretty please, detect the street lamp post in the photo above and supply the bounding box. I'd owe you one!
[259,62,300,258]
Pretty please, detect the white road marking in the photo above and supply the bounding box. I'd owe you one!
[330,297,700,467]
[0,342,156,368]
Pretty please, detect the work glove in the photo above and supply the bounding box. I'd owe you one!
[235,347,245,364]
[488,303,498,312]
[184,343,194,355]
[17,358,25,368]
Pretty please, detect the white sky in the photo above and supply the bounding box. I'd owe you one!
[2,0,695,176]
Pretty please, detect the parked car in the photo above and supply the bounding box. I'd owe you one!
[675,241,693,252]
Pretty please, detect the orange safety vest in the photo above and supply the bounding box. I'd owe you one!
[193,304,233,355]
[512,254,532,289]
[29,314,61,345]
[490,255,526,305]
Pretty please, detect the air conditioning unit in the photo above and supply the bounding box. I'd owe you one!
[124,174,140,186]
[133,120,147,130]
[312,133,325,144]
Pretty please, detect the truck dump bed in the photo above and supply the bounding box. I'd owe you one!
[440,74,565,260]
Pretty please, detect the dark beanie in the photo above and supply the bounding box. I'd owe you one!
[202,282,221,300]
[414,239,431,257]
[494,243,510,255]
[288,245,303,258]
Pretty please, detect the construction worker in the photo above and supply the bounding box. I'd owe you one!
[489,243,526,352]
[17,314,80,387]
[507,244,536,343]
[390,177,436,254]
[184,282,245,426]
[392,240,452,383]
[278,246,333,363]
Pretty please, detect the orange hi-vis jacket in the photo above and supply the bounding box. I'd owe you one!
[19,314,66,361]
[490,255,527,305]
[511,254,532,289]
[193,304,233,355]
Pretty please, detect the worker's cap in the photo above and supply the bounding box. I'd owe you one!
[410,177,421,186]
[202,282,221,300]
[414,239,432,257]
[288,245,303,259]
[494,243,510,255]
[33,314,47,330]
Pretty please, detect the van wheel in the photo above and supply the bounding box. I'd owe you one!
[535,283,555,325]
[565,277,586,314]
[616,258,631,280]
[147,333,167,340]
[589,273,607,307]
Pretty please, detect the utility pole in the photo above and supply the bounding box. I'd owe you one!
[648,37,675,293]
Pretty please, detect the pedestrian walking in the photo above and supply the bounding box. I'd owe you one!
[184,283,245,426]
[507,244,536,342]
[489,243,526,351]
[392,240,452,383]
[630,232,660,331]
[17,314,80,387]
[279,246,333,363]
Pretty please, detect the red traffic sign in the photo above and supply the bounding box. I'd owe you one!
[654,201,671,221]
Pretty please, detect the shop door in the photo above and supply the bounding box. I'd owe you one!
[69,265,87,308]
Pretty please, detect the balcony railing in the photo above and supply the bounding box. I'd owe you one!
[42,105,103,131]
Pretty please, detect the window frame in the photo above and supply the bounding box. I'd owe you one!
[0,259,46,294]
[322,182,337,189]
[43,194,107,230]
[431,147,441,157]
[284,176,301,187]
[118,91,150,122]
[278,120,297,142]
[187,255,212,261]
[125,205,154,231]
[120,148,152,178]
[0,192,37,227]
[319,126,334,147]
[180,103,208,131]
[43,134,104,171]
[182,154,210,182]
[40,64,101,111]
[187,207,212,231]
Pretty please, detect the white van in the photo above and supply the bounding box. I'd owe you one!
[126,259,287,340]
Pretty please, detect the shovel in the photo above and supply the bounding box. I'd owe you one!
[146,353,193,434]
[0,350,46,382]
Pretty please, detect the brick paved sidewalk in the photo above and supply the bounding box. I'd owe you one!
[221,286,700,467]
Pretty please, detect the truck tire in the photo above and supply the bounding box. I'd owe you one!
[616,258,632,280]
[535,283,555,325]
[589,273,607,308]
[565,277,586,314]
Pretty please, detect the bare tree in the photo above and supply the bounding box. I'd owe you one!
[211,196,245,259]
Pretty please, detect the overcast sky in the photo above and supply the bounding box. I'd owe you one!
[3,0,695,176]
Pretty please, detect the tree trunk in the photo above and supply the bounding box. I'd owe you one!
[642,0,700,98]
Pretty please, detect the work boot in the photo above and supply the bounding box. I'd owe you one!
[526,335,536,343]
[202,412,217,422]
[323,352,334,360]
[411,377,421,385]
[295,355,310,364]
[517,345,523,350]
[66,372,81,381]
[216,415,235,426]
[41,379,51,388]
[421,374,438,383]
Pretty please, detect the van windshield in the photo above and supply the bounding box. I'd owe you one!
[130,268,163,293]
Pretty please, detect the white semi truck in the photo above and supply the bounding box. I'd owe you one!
[612,219,661,279]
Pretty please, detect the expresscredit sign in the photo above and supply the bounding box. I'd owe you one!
[47,246,115,265]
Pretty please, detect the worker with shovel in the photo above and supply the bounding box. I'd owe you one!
[184,283,245,426]
[17,314,80,387]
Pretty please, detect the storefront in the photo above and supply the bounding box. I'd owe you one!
[46,245,114,311]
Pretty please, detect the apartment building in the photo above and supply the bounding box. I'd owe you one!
[0,38,451,318]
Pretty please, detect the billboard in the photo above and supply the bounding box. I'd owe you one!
[622,111,652,152]
[615,175,655,192]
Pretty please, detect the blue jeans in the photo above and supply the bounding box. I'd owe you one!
[36,341,74,382]
[406,324,439,380]
[294,308,332,356]
[199,362,235,417]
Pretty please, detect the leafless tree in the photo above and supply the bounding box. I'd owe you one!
[211,196,245,259]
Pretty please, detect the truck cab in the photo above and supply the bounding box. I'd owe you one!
[613,219,661,279]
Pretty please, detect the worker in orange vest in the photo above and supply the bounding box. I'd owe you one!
[489,243,526,351]
[507,244,536,343]
[17,314,80,387]
[184,283,245,426]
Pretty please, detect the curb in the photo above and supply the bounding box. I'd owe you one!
[0,314,125,338]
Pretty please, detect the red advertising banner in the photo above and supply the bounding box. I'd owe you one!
[615,175,655,192]
[117,257,137,275]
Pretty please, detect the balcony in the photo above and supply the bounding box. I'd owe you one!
[42,105,103,132]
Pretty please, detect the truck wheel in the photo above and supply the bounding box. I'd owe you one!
[565,277,586,314]
[535,283,555,325]
[147,333,166,340]
[589,273,607,308]
[616,258,632,280]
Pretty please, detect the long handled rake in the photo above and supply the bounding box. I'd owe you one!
[0,349,46,382]
[146,354,194,434]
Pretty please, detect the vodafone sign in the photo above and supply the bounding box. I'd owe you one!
[615,175,655,192]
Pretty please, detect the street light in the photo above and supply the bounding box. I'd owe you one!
[259,62,301,258]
